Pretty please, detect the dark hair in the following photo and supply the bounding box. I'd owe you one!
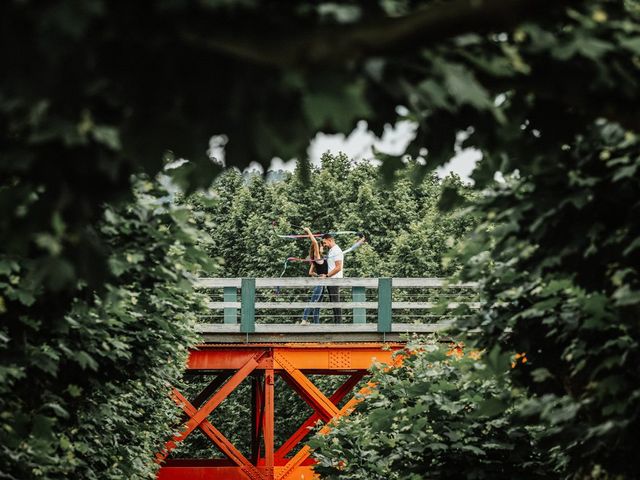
[321,233,333,240]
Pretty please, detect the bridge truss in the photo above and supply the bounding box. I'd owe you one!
[156,343,402,480]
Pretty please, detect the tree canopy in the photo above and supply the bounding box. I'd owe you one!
[310,342,544,480]
[190,153,476,279]
[0,174,211,478]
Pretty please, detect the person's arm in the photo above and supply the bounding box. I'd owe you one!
[309,262,317,277]
[327,259,343,277]
[342,236,366,254]
[303,226,321,260]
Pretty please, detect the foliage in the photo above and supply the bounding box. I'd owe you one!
[384,177,477,277]
[0,175,210,479]
[310,341,545,480]
[3,0,640,478]
[453,122,640,478]
[0,0,553,182]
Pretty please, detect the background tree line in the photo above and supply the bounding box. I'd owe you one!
[190,152,476,280]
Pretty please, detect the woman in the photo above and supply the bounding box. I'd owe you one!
[301,226,328,324]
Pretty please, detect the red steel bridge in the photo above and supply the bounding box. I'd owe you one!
[156,277,478,480]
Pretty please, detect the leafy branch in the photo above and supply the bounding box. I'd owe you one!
[182,0,576,67]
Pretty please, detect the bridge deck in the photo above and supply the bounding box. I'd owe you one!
[196,322,451,343]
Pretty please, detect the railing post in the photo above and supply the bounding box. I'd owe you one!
[377,277,392,333]
[352,286,366,324]
[241,278,256,333]
[224,286,238,324]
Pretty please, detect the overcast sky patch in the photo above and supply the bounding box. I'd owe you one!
[267,120,480,182]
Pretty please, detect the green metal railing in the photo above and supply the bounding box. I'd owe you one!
[196,277,479,334]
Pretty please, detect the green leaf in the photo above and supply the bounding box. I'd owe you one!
[612,164,638,181]
[303,80,372,132]
[473,398,508,417]
[441,62,492,110]
[612,285,640,306]
[620,36,640,55]
[31,415,55,440]
[74,351,99,371]
[531,368,554,383]
[91,125,121,151]
[485,346,511,374]
[460,444,486,456]
[43,402,70,419]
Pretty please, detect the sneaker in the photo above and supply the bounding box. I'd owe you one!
[299,320,310,325]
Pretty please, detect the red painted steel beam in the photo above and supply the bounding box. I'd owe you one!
[180,372,231,423]
[279,372,333,423]
[158,465,317,480]
[251,372,265,463]
[182,351,265,438]
[159,350,266,461]
[188,349,271,371]
[187,344,401,371]
[158,343,405,480]
[191,372,233,407]
[276,381,376,480]
[275,371,366,460]
[169,389,265,480]
[275,352,340,421]
[263,369,275,477]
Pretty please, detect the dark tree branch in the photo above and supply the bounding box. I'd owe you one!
[184,0,576,68]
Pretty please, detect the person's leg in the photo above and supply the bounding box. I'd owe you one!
[334,287,342,323]
[302,287,316,321]
[312,286,323,324]
[327,286,342,323]
[303,285,323,323]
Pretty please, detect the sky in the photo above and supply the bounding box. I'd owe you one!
[265,120,482,183]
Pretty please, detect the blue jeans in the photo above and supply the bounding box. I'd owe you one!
[302,285,324,323]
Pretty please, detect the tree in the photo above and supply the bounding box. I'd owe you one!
[3,0,638,293]
[385,176,478,277]
[453,122,640,477]
[190,153,474,281]
[4,2,637,288]
[310,341,545,480]
[0,174,211,478]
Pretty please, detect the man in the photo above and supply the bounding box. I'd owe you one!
[321,233,343,323]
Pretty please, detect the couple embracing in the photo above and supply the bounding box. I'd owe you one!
[301,227,343,324]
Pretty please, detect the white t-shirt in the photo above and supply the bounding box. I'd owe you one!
[327,245,344,278]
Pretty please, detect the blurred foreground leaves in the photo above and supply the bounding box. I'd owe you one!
[0,175,211,478]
